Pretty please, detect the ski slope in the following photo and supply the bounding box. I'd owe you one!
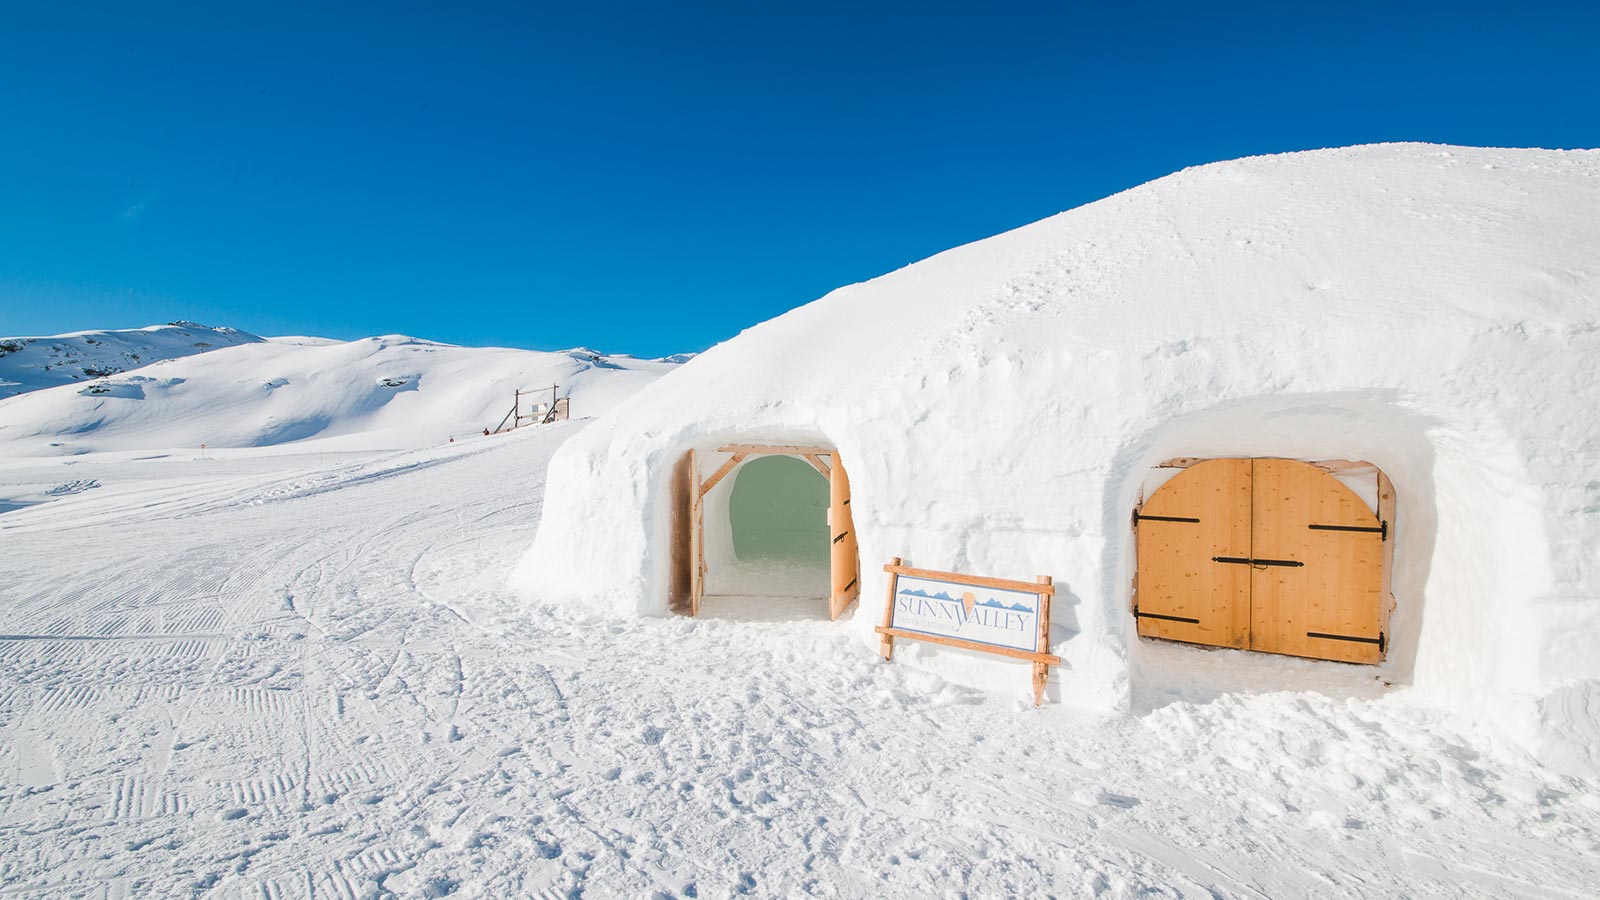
[2,426,1597,898]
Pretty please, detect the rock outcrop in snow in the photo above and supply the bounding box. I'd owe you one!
[0,322,263,398]
[515,144,1600,776]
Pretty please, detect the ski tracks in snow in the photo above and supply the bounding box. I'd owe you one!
[1,424,1598,897]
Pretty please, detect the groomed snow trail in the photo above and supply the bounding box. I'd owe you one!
[1,425,1597,899]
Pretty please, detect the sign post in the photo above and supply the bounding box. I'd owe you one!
[876,557,1061,705]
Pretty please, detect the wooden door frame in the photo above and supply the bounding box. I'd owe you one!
[1131,456,1396,662]
[683,443,859,618]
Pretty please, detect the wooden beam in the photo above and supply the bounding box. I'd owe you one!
[689,449,703,616]
[1376,466,1397,661]
[1158,455,1381,475]
[1308,458,1379,474]
[879,557,901,660]
[1032,575,1053,706]
[802,453,831,478]
[699,452,748,496]
[716,443,833,457]
[873,626,1063,666]
[882,562,1056,596]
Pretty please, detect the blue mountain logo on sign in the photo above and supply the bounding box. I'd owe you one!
[899,588,966,603]
[976,598,1033,611]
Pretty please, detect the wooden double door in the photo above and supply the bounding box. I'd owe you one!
[1133,458,1392,664]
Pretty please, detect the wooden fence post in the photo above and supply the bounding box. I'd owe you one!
[1033,575,1053,706]
[879,557,901,660]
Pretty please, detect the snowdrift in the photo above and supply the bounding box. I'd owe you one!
[0,334,680,454]
[515,144,1600,776]
[0,321,263,399]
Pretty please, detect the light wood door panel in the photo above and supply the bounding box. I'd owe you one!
[669,451,694,615]
[1134,458,1252,649]
[829,455,860,619]
[1249,458,1385,663]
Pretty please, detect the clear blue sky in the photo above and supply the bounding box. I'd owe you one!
[2,2,1596,357]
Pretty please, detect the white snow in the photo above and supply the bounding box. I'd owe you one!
[0,322,263,399]
[2,422,1599,896]
[0,332,680,456]
[516,143,1600,778]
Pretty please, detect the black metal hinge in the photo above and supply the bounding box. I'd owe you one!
[1133,608,1201,624]
[1211,556,1305,568]
[1133,511,1200,525]
[1309,520,1388,541]
[1307,631,1387,653]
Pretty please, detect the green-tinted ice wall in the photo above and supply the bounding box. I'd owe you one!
[728,455,828,562]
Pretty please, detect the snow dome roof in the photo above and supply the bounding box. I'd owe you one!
[610,142,1596,419]
[518,144,1600,775]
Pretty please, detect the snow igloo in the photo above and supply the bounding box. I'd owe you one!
[516,144,1600,776]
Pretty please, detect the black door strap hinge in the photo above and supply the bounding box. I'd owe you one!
[1309,520,1388,541]
[1308,631,1387,652]
[1134,609,1201,624]
[1212,556,1305,567]
[1133,512,1200,525]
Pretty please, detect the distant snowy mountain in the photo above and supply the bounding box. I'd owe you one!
[0,332,682,455]
[0,322,263,398]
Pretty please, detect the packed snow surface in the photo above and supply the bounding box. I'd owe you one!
[0,331,679,455]
[3,425,1600,898]
[0,322,263,399]
[517,143,1600,776]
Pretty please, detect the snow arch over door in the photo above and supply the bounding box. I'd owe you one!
[1134,458,1394,664]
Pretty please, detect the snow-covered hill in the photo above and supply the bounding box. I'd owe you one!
[0,332,680,455]
[0,322,263,399]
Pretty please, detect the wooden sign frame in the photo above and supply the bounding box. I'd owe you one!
[875,557,1061,705]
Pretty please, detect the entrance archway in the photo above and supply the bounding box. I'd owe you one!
[723,455,829,596]
[1132,457,1395,664]
[669,442,860,620]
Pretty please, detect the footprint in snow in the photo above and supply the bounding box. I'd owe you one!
[1072,787,1141,809]
[1097,791,1141,809]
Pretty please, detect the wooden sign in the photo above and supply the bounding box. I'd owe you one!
[875,557,1061,705]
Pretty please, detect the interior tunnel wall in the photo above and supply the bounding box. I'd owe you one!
[728,455,829,563]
